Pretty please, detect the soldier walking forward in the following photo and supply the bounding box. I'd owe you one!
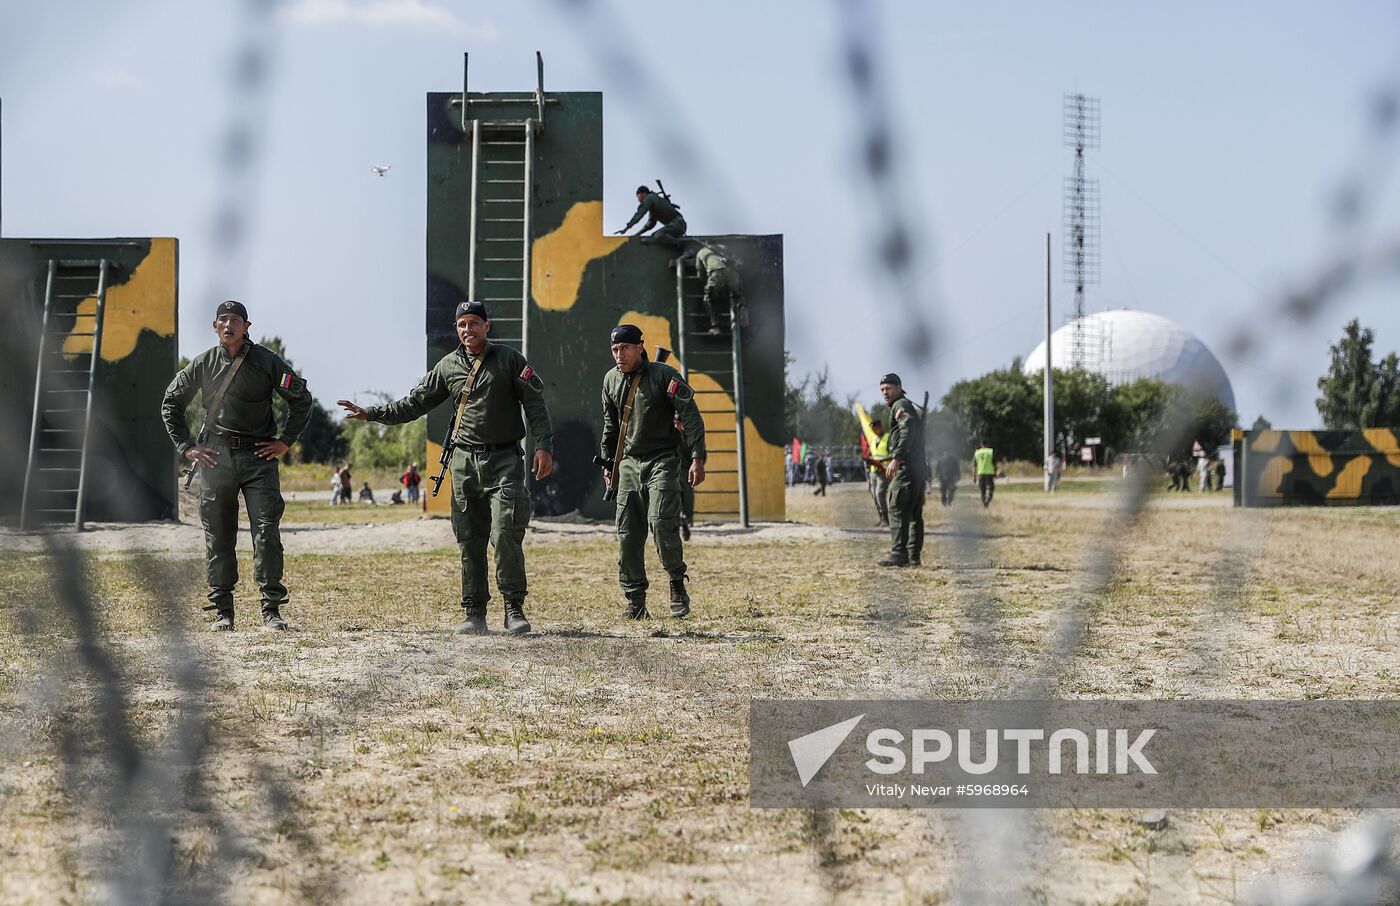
[338,301,553,636]
[600,325,706,619]
[161,300,312,631]
[877,373,926,568]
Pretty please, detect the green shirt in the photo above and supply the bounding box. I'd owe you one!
[974,447,996,476]
[161,340,312,454]
[367,342,553,453]
[887,395,926,478]
[696,246,729,275]
[624,193,681,231]
[601,360,706,462]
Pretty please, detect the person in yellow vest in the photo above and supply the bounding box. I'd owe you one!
[866,419,891,527]
[973,439,996,508]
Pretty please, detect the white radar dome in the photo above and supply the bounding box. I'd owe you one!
[1022,310,1235,412]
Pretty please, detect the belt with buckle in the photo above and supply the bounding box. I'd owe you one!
[207,434,270,450]
[456,440,520,454]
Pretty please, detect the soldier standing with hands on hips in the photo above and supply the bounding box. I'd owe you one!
[339,301,553,636]
[600,325,706,620]
[161,300,312,632]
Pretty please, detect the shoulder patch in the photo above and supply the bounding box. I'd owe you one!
[278,372,297,390]
[666,377,694,402]
[518,363,544,392]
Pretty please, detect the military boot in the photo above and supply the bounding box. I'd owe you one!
[669,578,691,618]
[877,555,909,568]
[503,602,532,636]
[624,592,649,621]
[454,606,489,636]
[261,608,288,632]
[210,610,235,632]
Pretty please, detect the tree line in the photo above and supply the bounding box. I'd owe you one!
[177,337,426,469]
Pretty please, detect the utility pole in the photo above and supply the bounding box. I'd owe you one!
[1044,232,1054,491]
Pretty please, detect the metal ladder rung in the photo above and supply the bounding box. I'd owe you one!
[481,258,524,263]
[483,179,525,185]
[480,218,524,223]
[64,332,98,337]
[39,447,84,452]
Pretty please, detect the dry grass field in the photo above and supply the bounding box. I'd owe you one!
[1,478,1397,904]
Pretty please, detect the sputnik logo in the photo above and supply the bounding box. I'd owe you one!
[787,714,864,788]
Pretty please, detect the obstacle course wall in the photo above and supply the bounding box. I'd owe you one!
[1233,428,1400,507]
[0,238,179,523]
[425,90,786,521]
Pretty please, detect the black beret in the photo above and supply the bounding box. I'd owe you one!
[880,373,902,386]
[216,300,248,320]
[611,324,644,345]
[455,301,489,321]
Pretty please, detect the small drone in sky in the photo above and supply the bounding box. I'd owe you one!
[370,165,391,177]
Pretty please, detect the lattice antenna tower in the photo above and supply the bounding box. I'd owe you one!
[1063,94,1101,369]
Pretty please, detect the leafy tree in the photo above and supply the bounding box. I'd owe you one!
[1316,320,1400,428]
[940,361,1039,459]
[339,392,427,469]
[1250,414,1272,432]
[785,360,862,444]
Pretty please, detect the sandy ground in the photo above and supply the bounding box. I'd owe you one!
[1,479,1397,904]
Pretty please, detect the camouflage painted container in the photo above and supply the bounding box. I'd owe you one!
[426,88,786,521]
[0,238,179,524]
[1234,428,1400,506]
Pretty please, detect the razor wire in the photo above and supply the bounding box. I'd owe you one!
[3,1,1399,904]
[0,2,346,902]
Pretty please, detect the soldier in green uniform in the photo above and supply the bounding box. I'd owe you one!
[615,185,687,248]
[674,414,696,541]
[338,301,553,636]
[600,325,706,619]
[161,300,312,631]
[877,373,926,568]
[694,243,744,335]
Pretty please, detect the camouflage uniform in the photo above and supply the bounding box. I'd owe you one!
[601,359,705,609]
[161,340,311,621]
[695,245,743,333]
[366,342,551,622]
[884,395,926,566]
[624,191,687,247]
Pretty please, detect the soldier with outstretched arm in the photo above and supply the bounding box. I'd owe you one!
[600,324,705,620]
[338,301,552,636]
[161,300,312,632]
[614,184,688,248]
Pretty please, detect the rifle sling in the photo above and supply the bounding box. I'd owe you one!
[198,348,249,440]
[448,345,492,447]
[610,371,644,476]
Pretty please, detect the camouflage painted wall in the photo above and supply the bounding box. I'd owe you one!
[1233,428,1400,507]
[426,90,786,520]
[0,238,179,523]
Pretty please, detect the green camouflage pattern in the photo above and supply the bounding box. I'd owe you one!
[0,237,179,523]
[426,87,786,521]
[1234,428,1400,507]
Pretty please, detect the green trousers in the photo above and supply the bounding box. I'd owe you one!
[198,446,286,613]
[615,451,687,596]
[888,472,926,563]
[650,217,688,248]
[448,445,530,612]
[702,266,742,331]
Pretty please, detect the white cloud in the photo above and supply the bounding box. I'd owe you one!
[96,68,143,90]
[276,0,501,39]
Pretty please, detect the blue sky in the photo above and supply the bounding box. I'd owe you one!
[3,0,1399,428]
